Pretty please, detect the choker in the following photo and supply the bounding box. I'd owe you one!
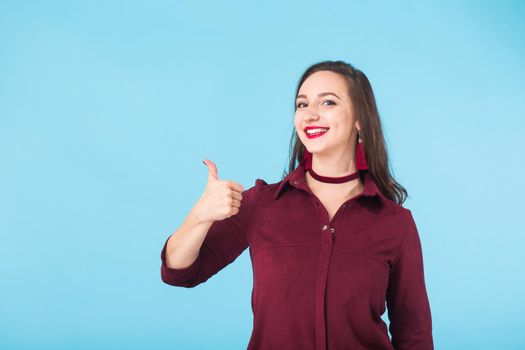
[306,167,360,184]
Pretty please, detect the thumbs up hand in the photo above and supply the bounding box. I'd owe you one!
[194,159,245,224]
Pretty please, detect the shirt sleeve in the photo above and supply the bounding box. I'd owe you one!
[160,178,265,288]
[386,209,434,350]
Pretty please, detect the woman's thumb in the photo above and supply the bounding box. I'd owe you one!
[202,159,219,181]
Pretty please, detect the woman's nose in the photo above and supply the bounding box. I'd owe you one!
[305,112,320,122]
[304,104,320,119]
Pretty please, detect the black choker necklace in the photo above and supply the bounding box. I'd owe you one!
[307,167,360,184]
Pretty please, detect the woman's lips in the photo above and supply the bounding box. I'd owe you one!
[305,129,329,139]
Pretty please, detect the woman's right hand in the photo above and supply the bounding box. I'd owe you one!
[193,159,245,224]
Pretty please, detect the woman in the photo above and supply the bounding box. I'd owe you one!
[160,60,434,350]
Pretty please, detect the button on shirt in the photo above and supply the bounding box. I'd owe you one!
[160,164,434,350]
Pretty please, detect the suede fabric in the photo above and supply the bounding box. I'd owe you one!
[161,163,434,350]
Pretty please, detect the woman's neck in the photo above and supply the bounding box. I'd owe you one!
[305,168,364,198]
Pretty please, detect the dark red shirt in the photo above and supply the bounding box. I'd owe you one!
[160,164,434,350]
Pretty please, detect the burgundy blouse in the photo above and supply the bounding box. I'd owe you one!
[160,164,434,350]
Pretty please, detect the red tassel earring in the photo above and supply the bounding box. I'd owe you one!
[355,129,368,170]
[301,147,313,170]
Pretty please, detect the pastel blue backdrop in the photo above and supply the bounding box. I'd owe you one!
[1,1,524,349]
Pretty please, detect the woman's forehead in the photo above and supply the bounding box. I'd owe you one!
[299,71,347,96]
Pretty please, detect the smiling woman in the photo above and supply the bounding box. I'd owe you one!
[160,60,434,350]
[289,63,406,205]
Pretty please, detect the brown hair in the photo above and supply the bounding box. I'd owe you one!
[283,60,408,205]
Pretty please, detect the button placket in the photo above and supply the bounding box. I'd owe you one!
[315,219,334,350]
[313,200,335,350]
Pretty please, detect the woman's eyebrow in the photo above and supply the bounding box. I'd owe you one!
[296,92,341,100]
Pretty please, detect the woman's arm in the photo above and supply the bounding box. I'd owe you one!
[160,178,264,288]
[386,209,434,350]
[160,199,249,288]
[164,205,214,270]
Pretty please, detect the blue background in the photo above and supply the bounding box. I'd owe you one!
[1,1,524,349]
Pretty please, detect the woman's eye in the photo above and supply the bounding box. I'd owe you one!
[296,100,335,109]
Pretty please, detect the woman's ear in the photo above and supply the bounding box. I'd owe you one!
[354,121,361,131]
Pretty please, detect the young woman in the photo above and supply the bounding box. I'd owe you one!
[161,60,434,350]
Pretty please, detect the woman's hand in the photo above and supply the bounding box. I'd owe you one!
[193,159,245,224]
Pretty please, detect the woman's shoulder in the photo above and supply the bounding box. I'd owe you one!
[243,177,286,200]
[252,178,279,196]
[369,194,418,232]
[255,178,269,189]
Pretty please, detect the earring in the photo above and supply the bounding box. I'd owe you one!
[355,129,368,170]
[301,147,313,170]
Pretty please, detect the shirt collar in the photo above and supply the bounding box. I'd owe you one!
[273,163,385,204]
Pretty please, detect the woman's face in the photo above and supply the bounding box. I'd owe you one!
[294,70,359,160]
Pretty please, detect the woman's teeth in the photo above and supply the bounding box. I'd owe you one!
[306,128,328,135]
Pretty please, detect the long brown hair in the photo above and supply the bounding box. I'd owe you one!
[283,60,408,205]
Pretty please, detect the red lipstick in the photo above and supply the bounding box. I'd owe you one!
[304,126,330,139]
